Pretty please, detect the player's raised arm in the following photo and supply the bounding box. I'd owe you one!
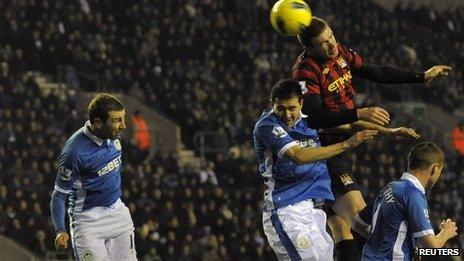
[284,130,378,165]
[353,63,452,84]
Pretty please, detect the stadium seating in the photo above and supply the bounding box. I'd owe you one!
[0,0,462,259]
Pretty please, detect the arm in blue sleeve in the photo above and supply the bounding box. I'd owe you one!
[50,190,68,233]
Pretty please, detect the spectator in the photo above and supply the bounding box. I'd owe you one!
[0,0,463,259]
[199,162,219,186]
[451,120,464,156]
[131,110,151,162]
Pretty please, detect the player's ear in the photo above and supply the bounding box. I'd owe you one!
[93,118,104,129]
[429,163,441,177]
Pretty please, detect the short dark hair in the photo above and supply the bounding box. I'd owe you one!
[270,79,303,102]
[298,16,328,47]
[87,94,124,123]
[408,142,444,171]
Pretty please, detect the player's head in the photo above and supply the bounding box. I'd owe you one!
[270,79,303,127]
[87,94,126,139]
[298,16,338,59]
[407,142,445,191]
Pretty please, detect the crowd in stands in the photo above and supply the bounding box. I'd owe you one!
[0,0,463,258]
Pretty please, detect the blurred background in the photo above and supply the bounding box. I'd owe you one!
[0,0,463,260]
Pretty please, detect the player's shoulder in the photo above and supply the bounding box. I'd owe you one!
[254,110,284,135]
[60,127,88,158]
[338,44,360,56]
[254,110,279,128]
[292,51,322,74]
[394,179,425,200]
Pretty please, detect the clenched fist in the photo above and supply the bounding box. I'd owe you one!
[54,232,70,251]
[439,218,458,240]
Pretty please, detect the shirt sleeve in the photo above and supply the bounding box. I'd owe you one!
[256,122,298,158]
[292,65,321,95]
[405,190,434,238]
[54,147,80,194]
[353,63,424,84]
[50,190,67,232]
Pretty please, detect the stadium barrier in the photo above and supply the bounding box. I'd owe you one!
[0,235,39,261]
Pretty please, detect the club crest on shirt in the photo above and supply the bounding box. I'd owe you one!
[337,57,348,68]
[114,139,122,150]
[340,173,354,186]
[272,126,288,138]
[297,235,310,249]
[323,68,330,74]
[81,249,94,261]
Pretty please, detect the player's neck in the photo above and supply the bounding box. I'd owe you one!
[88,124,106,141]
[407,170,429,191]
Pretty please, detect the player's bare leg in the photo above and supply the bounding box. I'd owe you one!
[329,190,367,261]
[328,214,353,244]
[331,190,370,238]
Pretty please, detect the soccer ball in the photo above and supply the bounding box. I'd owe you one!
[270,0,312,36]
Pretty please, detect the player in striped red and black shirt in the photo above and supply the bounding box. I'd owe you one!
[292,16,451,261]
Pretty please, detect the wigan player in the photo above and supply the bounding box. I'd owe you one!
[254,79,379,260]
[50,94,137,260]
[362,142,458,260]
[292,17,451,261]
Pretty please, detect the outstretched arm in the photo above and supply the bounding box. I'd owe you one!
[352,120,420,139]
[320,120,420,139]
[354,64,424,83]
[284,130,378,165]
[354,64,451,84]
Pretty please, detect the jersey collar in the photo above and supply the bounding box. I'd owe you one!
[293,112,308,126]
[83,120,106,146]
[401,172,425,194]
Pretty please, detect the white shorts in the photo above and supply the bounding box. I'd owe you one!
[263,199,334,261]
[69,198,137,261]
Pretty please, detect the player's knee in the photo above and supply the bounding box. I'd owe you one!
[333,191,367,224]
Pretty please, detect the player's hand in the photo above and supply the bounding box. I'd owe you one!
[344,130,378,149]
[439,218,458,239]
[390,127,420,139]
[441,219,458,240]
[424,65,452,82]
[54,232,70,251]
[357,107,390,126]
